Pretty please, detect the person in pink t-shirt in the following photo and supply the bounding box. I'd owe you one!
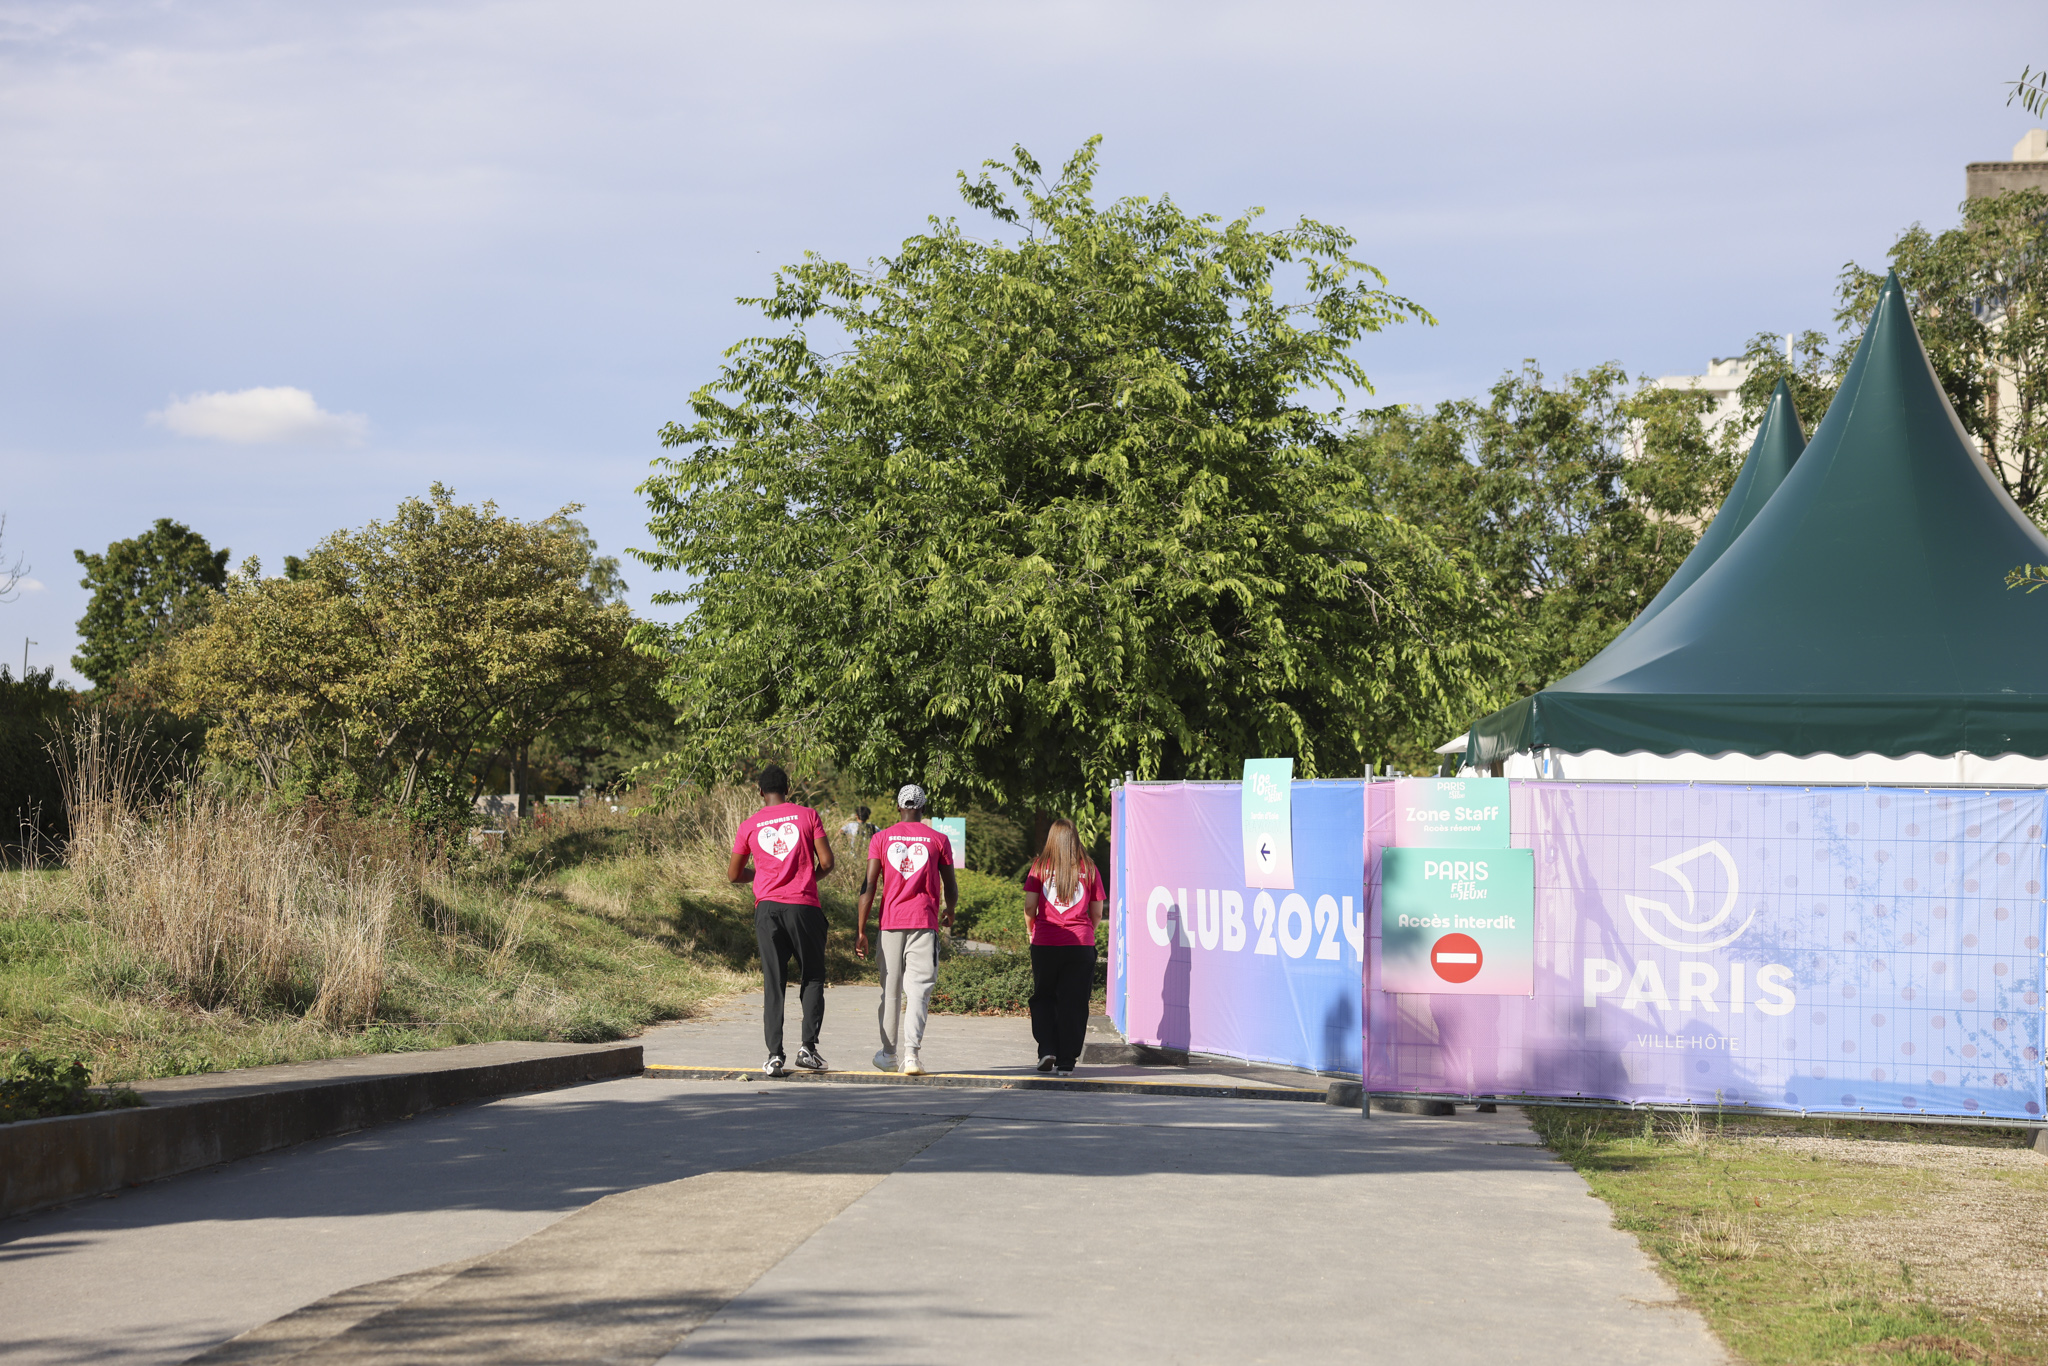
[1022,818,1106,1075]
[854,784,956,1076]
[726,764,835,1077]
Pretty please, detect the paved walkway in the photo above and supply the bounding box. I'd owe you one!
[642,983,1320,1091]
[0,995,1729,1364]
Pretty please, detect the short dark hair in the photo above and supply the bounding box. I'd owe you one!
[757,764,789,796]
[855,805,870,820]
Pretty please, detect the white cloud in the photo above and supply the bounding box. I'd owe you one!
[149,386,367,444]
[16,577,45,593]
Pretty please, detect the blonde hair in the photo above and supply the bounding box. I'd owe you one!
[1030,818,1097,905]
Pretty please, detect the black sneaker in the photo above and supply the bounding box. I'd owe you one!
[795,1046,828,1071]
[763,1054,788,1078]
[1037,1055,1057,1073]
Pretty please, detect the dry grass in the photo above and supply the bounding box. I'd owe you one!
[1753,1135,2048,1332]
[1673,1208,1762,1263]
[1531,1106,2048,1364]
[58,719,405,1028]
[0,766,798,1085]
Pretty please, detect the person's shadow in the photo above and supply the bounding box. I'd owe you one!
[1158,904,1193,1051]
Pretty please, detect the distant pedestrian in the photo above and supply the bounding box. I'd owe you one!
[855,784,956,1076]
[727,764,836,1078]
[838,806,877,858]
[1024,818,1105,1076]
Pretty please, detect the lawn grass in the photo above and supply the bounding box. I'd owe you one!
[1528,1105,2048,1364]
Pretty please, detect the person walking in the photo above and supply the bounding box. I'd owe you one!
[838,806,876,859]
[854,785,956,1076]
[1024,818,1105,1076]
[727,764,836,1078]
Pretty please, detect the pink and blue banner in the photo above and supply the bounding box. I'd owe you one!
[1122,781,1366,1073]
[1115,778,2047,1120]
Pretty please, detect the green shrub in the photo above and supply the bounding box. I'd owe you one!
[0,1049,142,1124]
[930,950,1036,1014]
[952,869,1029,948]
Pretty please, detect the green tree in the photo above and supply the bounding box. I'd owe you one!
[633,139,1499,822]
[1353,363,1730,707]
[149,487,652,810]
[1721,329,1845,453]
[1838,190,2048,520]
[72,519,229,689]
[2009,63,2047,118]
[0,663,74,859]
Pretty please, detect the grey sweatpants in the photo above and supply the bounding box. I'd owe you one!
[877,928,939,1055]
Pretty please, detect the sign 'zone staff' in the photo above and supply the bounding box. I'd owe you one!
[1379,777,1535,996]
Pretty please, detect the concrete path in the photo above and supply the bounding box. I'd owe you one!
[0,1000,1729,1364]
[642,984,1318,1092]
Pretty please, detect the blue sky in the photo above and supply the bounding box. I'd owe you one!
[1,0,2039,683]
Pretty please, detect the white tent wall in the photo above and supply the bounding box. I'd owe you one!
[1473,748,2048,785]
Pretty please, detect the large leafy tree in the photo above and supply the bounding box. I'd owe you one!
[1353,363,1729,709]
[150,487,653,809]
[634,140,1499,820]
[1838,189,2048,522]
[72,518,229,688]
[1746,192,2048,524]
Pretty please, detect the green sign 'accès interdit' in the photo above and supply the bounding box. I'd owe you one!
[1380,777,1534,996]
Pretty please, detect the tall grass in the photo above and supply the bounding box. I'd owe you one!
[58,719,406,1027]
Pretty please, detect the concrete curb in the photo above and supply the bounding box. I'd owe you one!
[2,1041,642,1221]
[1322,1085,1479,1114]
[643,1063,1325,1103]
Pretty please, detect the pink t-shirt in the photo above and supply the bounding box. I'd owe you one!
[1024,862,1103,947]
[868,821,954,930]
[733,802,826,907]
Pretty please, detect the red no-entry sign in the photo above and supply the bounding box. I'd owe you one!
[1430,932,1483,984]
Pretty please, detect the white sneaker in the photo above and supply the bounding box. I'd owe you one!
[901,1050,926,1076]
[763,1054,787,1078]
[872,1049,897,1072]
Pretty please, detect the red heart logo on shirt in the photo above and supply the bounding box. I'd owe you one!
[887,840,929,877]
[756,821,800,861]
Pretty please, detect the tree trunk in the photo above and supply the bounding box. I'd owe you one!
[400,748,425,808]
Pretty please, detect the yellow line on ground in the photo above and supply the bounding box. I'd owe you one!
[641,1064,1314,1093]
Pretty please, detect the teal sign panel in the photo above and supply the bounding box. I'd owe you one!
[928,816,966,870]
[1241,757,1294,888]
[1379,847,1534,995]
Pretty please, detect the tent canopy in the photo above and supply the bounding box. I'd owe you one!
[1468,274,2048,765]
[1609,377,1805,646]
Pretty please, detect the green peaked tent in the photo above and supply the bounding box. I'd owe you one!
[1468,273,2048,766]
[1609,378,1805,646]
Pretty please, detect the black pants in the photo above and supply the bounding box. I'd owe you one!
[1029,944,1097,1068]
[757,901,828,1058]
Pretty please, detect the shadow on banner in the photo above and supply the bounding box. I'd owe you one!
[1120,780,1366,1073]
